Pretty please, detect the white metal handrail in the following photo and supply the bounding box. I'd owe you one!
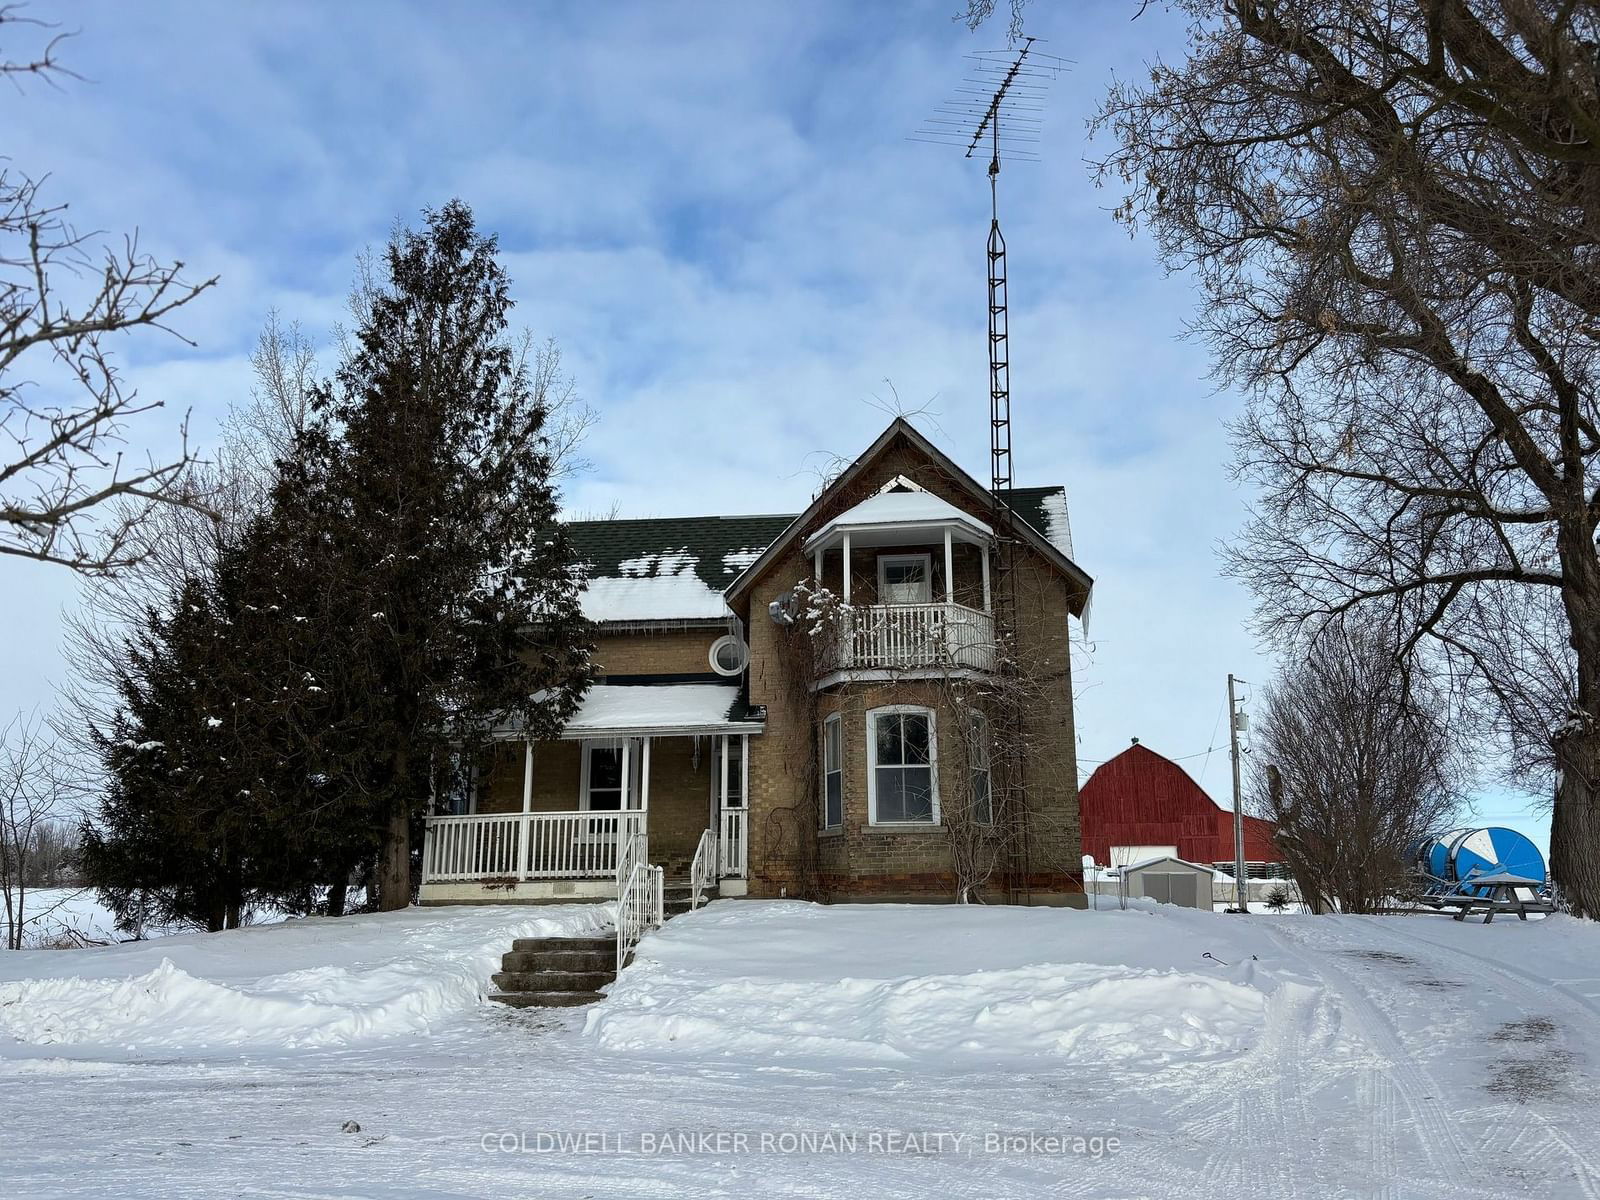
[825,602,996,673]
[688,827,718,910]
[420,810,645,883]
[616,860,664,972]
[719,809,747,878]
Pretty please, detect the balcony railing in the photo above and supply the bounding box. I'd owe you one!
[421,810,647,884]
[820,601,997,674]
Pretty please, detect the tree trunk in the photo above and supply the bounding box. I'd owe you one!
[226,896,243,930]
[1552,709,1600,920]
[326,868,348,917]
[375,798,412,912]
[205,894,226,933]
[1553,524,1600,920]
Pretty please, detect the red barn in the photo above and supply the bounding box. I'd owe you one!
[1078,740,1279,867]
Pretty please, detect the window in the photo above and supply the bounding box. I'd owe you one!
[966,711,993,826]
[821,714,843,829]
[582,741,625,811]
[709,634,749,676]
[878,554,932,605]
[867,706,938,824]
[716,736,745,809]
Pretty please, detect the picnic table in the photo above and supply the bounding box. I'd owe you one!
[1433,872,1554,922]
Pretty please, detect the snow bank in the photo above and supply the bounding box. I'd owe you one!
[586,901,1270,1070]
[0,904,609,1058]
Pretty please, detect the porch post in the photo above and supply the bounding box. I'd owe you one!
[521,740,534,813]
[517,739,533,879]
[640,737,651,811]
[719,735,730,810]
[841,532,852,604]
[621,738,633,811]
[943,527,955,604]
[813,547,822,583]
[981,544,992,612]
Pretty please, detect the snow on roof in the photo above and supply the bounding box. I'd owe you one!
[566,514,795,624]
[1035,488,1074,560]
[809,491,993,541]
[580,552,730,622]
[562,683,760,737]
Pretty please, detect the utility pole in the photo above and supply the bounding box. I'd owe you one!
[1228,674,1248,913]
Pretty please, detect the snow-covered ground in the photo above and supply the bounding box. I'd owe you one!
[1,900,1597,1198]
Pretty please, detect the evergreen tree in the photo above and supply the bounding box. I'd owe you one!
[82,574,265,933]
[81,512,374,930]
[290,200,593,909]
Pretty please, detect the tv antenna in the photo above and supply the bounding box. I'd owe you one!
[912,38,1067,904]
[911,37,1067,496]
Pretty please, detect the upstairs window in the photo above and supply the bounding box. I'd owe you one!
[878,554,932,605]
[821,714,843,830]
[867,706,939,825]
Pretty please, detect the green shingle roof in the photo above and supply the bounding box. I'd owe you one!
[565,487,1072,624]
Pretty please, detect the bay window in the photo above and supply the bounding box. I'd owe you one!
[867,706,939,825]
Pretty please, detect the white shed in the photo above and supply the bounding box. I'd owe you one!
[1123,856,1216,909]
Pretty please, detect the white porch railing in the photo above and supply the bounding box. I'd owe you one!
[719,809,747,878]
[420,811,646,883]
[616,854,663,971]
[689,827,718,910]
[826,602,996,673]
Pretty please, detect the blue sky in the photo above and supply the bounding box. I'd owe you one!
[0,0,1549,850]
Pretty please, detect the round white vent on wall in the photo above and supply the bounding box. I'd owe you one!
[709,635,749,676]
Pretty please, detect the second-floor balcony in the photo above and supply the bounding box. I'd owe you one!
[821,600,997,674]
[803,484,999,679]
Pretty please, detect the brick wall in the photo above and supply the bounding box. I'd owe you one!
[593,628,725,678]
[739,442,1085,903]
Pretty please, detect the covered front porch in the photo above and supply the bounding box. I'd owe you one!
[419,683,760,905]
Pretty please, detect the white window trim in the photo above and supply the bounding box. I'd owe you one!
[578,738,629,811]
[866,704,940,826]
[877,553,933,605]
[821,712,843,831]
[709,633,749,676]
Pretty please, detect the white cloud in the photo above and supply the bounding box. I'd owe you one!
[0,1,1539,841]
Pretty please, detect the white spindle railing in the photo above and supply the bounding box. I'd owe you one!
[688,827,718,910]
[616,859,664,971]
[826,602,996,673]
[420,810,645,883]
[719,809,747,878]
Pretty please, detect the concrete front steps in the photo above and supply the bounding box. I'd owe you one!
[489,935,616,1008]
[489,881,721,1007]
[664,876,718,919]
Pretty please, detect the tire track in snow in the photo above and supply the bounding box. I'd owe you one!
[1335,916,1600,1200]
[1160,974,1324,1197]
[1255,922,1481,1195]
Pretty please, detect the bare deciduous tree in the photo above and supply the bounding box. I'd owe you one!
[1253,631,1463,914]
[0,710,83,949]
[1083,1,1600,917]
[2,7,217,575]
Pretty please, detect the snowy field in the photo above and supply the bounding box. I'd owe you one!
[1,901,1597,1198]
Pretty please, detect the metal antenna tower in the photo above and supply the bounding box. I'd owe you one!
[913,40,1066,903]
[912,37,1065,499]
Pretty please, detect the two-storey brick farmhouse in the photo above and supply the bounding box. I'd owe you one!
[419,418,1093,907]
